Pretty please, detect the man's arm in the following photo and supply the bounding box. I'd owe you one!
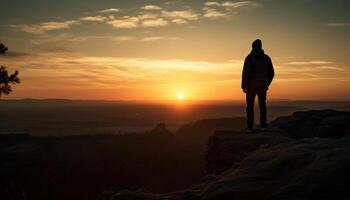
[241,57,249,92]
[267,57,274,86]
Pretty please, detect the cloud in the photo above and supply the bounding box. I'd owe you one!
[138,14,159,20]
[30,33,105,44]
[221,1,260,9]
[285,61,333,65]
[80,15,107,22]
[172,19,188,24]
[325,23,350,27]
[202,1,259,19]
[98,8,120,13]
[112,36,181,42]
[203,8,227,18]
[162,10,199,21]
[112,36,136,42]
[141,18,169,27]
[205,2,222,6]
[106,16,140,29]
[316,66,345,71]
[204,1,260,10]
[113,36,181,42]
[140,36,181,42]
[141,5,162,10]
[8,2,260,35]
[2,50,347,100]
[0,50,240,91]
[7,1,263,37]
[10,20,79,34]
[29,32,182,44]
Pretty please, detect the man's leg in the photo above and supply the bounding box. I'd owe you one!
[257,90,267,128]
[246,90,256,129]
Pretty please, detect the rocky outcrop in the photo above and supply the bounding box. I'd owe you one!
[149,123,173,137]
[202,133,350,200]
[206,129,291,174]
[271,109,350,138]
[176,117,245,144]
[110,110,350,200]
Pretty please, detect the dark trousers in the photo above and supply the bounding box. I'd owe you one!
[246,89,267,129]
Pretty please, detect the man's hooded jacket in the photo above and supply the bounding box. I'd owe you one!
[241,48,275,91]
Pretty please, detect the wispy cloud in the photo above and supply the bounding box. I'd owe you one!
[285,61,333,65]
[112,36,182,42]
[80,15,107,22]
[2,50,348,99]
[30,33,105,44]
[325,23,350,27]
[162,10,200,21]
[112,36,136,42]
[141,5,163,10]
[171,18,188,24]
[203,8,227,19]
[4,50,345,90]
[221,1,260,9]
[274,64,349,82]
[8,1,262,34]
[106,16,140,29]
[9,20,79,34]
[0,50,240,91]
[205,2,222,6]
[316,66,345,71]
[205,1,260,9]
[30,33,183,44]
[137,14,159,20]
[141,18,169,27]
[98,8,120,13]
[202,1,259,19]
[140,36,181,42]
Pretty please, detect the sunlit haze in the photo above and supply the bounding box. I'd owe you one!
[0,0,349,101]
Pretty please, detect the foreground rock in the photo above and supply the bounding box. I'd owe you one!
[203,132,350,200]
[206,129,291,174]
[110,110,350,200]
[271,109,350,138]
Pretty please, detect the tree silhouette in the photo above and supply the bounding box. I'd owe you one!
[0,41,20,97]
[0,42,8,54]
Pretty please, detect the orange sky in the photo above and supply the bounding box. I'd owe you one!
[0,0,349,101]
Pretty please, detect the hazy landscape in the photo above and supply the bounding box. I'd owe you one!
[0,100,349,199]
[1,99,349,136]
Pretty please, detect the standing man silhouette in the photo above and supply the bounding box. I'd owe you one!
[241,39,274,131]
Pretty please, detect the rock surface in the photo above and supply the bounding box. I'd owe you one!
[176,117,245,144]
[149,123,174,137]
[271,109,350,138]
[110,109,350,200]
[203,132,350,200]
[206,129,291,174]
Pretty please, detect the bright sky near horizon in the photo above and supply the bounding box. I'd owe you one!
[0,0,349,101]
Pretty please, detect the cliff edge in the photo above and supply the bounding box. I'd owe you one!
[110,109,350,200]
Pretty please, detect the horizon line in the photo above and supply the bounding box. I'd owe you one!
[1,98,350,103]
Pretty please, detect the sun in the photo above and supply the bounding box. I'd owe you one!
[177,94,185,101]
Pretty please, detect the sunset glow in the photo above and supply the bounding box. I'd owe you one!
[177,93,185,101]
[0,0,349,101]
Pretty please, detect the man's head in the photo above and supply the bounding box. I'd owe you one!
[252,39,262,50]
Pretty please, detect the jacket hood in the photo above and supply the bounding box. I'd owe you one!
[250,48,265,58]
